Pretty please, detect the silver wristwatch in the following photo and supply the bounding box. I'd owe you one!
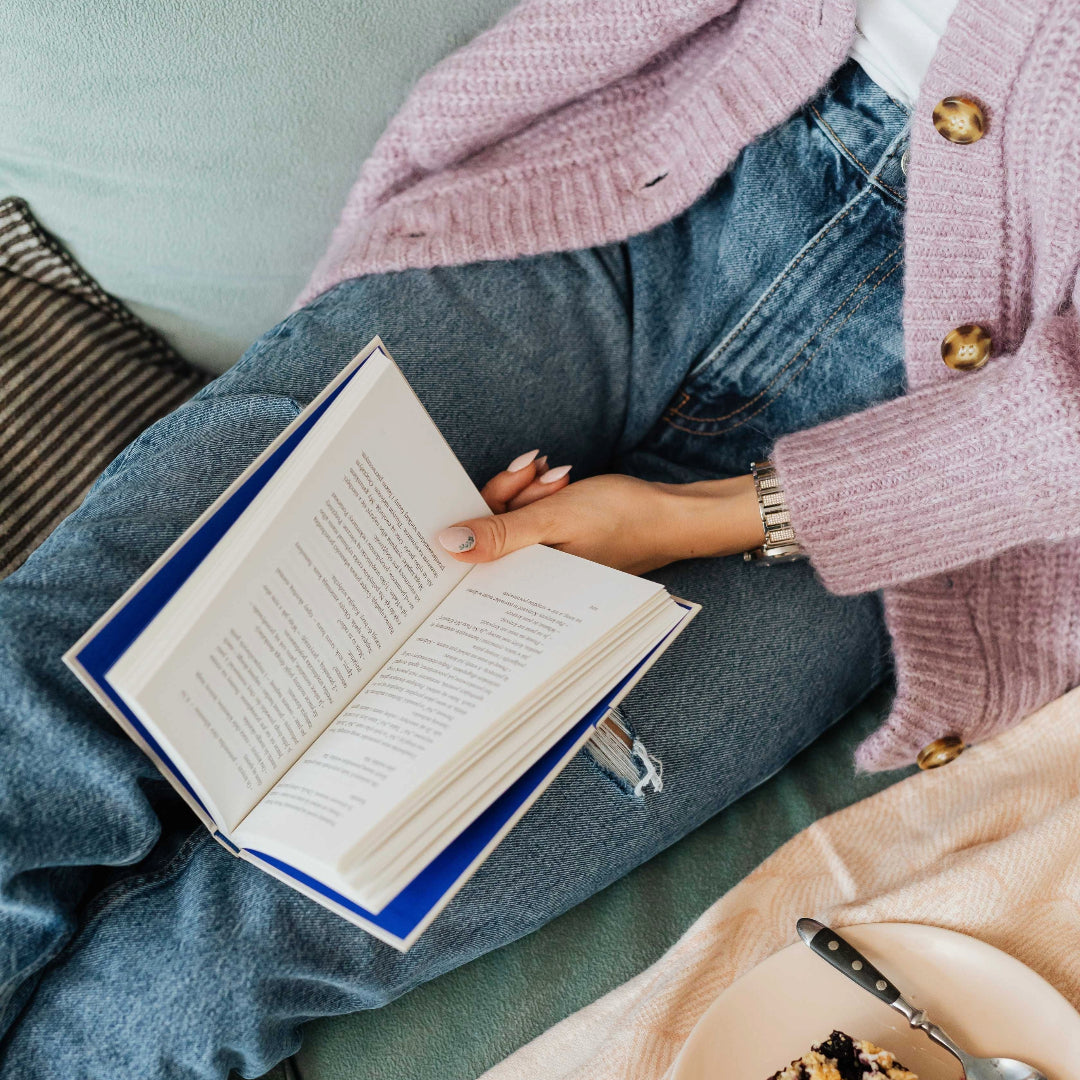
[743,460,806,565]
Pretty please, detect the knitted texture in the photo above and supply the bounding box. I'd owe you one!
[296,0,857,298]
[298,0,1080,770]
[479,686,1080,1080]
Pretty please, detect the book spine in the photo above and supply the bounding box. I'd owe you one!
[213,830,242,856]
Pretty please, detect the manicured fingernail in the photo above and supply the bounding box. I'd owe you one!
[534,455,549,472]
[507,449,540,473]
[438,526,476,552]
[538,464,572,484]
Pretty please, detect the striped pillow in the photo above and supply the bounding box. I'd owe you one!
[0,197,212,579]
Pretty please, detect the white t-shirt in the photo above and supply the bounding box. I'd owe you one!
[849,0,961,108]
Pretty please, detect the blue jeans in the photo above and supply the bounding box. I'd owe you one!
[0,64,908,1078]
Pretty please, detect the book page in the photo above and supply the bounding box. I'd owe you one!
[107,346,489,829]
[235,596,696,949]
[232,545,664,873]
[352,598,688,901]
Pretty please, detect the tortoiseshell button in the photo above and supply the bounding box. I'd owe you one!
[941,324,992,371]
[917,736,966,769]
[932,97,985,144]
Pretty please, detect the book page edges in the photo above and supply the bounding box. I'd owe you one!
[244,715,600,951]
[242,598,697,950]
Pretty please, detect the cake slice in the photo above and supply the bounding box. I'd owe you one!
[769,1030,918,1079]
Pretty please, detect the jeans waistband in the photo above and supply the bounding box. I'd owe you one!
[809,60,911,206]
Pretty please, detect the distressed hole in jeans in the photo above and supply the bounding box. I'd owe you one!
[584,707,664,798]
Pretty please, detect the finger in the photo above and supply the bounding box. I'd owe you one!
[480,449,540,512]
[506,464,572,509]
[437,497,561,563]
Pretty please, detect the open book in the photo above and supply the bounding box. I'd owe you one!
[65,338,698,950]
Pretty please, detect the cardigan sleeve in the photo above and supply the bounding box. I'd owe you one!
[770,315,1080,595]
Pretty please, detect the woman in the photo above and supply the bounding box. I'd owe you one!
[1,0,1077,1076]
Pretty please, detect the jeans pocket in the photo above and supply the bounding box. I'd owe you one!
[680,200,903,427]
[647,194,905,486]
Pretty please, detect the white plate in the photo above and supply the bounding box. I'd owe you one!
[671,922,1080,1080]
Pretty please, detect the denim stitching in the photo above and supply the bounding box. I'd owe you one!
[663,260,903,437]
[882,91,913,116]
[664,259,902,436]
[683,188,872,386]
[810,105,906,202]
[667,245,903,423]
[75,828,211,931]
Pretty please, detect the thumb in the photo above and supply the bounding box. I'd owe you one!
[437,503,553,563]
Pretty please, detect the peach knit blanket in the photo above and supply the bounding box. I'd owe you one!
[483,686,1080,1080]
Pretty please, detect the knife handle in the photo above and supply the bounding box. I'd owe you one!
[796,919,901,1007]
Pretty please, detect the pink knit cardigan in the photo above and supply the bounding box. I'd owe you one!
[299,0,1080,770]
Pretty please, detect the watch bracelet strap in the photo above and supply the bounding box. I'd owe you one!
[744,460,807,564]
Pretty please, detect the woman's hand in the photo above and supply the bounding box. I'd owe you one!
[438,450,765,574]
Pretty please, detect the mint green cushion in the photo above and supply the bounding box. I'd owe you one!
[290,686,907,1080]
[0,0,516,373]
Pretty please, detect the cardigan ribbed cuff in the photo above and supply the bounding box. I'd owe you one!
[772,318,1080,596]
[854,539,1080,771]
[856,575,990,770]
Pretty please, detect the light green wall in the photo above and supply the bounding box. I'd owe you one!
[0,0,516,372]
